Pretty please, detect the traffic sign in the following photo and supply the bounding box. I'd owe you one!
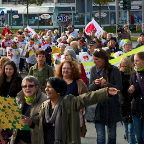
[56,16,68,22]
[7,10,18,14]
[1,11,4,15]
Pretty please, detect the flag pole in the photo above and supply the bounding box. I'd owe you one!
[0,133,5,144]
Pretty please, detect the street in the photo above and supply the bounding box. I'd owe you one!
[81,122,127,144]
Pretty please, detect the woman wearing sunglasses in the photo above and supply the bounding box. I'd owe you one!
[10,75,47,144]
[0,61,22,144]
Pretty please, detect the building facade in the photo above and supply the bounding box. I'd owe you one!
[0,0,142,30]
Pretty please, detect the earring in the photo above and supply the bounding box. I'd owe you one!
[58,93,60,95]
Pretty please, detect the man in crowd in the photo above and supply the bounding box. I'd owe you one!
[83,28,97,44]
[107,37,121,59]
[2,24,13,39]
[135,32,144,48]
[66,26,78,38]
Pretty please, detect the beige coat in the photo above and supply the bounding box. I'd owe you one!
[10,88,47,144]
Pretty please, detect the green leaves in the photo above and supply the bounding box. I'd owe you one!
[28,0,44,5]
[93,0,115,6]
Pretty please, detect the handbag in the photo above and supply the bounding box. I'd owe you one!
[23,46,29,58]
[136,72,144,95]
[23,51,29,58]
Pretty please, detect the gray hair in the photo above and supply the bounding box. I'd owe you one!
[59,43,66,48]
[22,76,40,86]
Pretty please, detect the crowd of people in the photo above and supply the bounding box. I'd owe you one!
[0,24,144,144]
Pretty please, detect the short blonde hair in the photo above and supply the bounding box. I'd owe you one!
[45,37,51,41]
[59,43,66,49]
[67,36,74,43]
[62,36,67,40]
[33,33,38,38]
[54,29,59,35]
[70,41,79,48]
[137,37,141,43]
[61,32,65,37]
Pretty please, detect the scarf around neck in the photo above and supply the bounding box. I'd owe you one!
[135,66,144,72]
[24,95,35,103]
[45,96,64,144]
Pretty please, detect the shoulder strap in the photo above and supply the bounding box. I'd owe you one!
[7,80,13,97]
[31,66,34,75]
[47,65,49,77]
[136,72,144,95]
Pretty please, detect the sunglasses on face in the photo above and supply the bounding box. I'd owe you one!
[22,84,35,89]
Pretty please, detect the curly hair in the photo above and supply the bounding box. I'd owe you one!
[55,60,80,81]
[0,61,22,94]
[0,57,10,68]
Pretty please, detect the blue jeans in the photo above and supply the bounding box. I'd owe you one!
[19,58,25,71]
[123,121,136,144]
[95,123,116,144]
[132,116,144,144]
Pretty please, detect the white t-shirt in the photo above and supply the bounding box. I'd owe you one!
[7,47,20,65]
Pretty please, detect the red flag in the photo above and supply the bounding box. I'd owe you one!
[85,23,97,34]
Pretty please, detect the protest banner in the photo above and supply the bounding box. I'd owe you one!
[81,45,144,77]
[27,25,40,38]
[0,96,30,130]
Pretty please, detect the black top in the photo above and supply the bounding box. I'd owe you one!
[1,81,12,97]
[130,71,144,118]
[65,81,78,97]
[18,103,31,143]
[119,72,132,122]
[0,76,22,97]
[43,103,55,144]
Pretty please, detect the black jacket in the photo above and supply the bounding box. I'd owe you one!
[130,71,144,119]
[119,72,132,122]
[0,75,22,97]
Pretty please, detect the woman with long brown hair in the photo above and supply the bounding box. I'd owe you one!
[0,61,22,143]
[89,48,122,144]
[0,61,22,97]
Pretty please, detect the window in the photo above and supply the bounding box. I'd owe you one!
[39,13,53,26]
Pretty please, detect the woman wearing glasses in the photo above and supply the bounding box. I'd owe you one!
[55,60,88,137]
[10,75,47,144]
[0,61,22,144]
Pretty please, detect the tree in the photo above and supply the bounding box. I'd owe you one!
[27,0,44,25]
[93,0,114,26]
[19,0,44,25]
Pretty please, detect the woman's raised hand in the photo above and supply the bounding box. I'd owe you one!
[22,115,32,126]
[108,88,120,95]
